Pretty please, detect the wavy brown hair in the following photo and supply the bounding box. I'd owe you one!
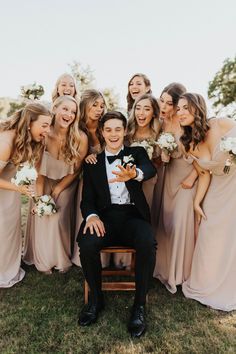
[126,94,160,144]
[179,93,210,152]
[127,73,152,113]
[79,89,106,146]
[161,82,187,109]
[51,73,80,103]
[52,96,82,164]
[0,103,52,165]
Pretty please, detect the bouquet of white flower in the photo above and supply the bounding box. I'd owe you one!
[11,162,38,186]
[21,82,44,100]
[130,140,154,160]
[156,132,178,155]
[34,195,57,217]
[220,136,236,173]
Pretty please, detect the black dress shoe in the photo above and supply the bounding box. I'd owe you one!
[78,301,104,326]
[128,305,146,338]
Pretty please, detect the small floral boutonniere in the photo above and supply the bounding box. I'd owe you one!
[122,154,135,168]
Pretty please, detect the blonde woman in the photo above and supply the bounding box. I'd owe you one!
[0,103,52,287]
[24,96,88,274]
[153,83,198,294]
[52,73,80,102]
[72,89,107,266]
[126,73,152,114]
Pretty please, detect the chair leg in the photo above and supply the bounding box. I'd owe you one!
[84,281,89,304]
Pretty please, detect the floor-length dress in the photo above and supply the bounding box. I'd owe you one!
[24,151,76,272]
[153,137,196,293]
[183,126,236,311]
[0,160,25,287]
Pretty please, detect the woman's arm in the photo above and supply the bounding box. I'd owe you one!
[0,140,32,196]
[193,161,211,224]
[181,167,198,189]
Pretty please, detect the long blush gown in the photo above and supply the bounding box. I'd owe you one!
[0,160,25,287]
[183,126,236,311]
[153,137,196,293]
[24,151,77,272]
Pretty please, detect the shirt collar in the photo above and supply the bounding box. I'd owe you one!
[105,145,124,157]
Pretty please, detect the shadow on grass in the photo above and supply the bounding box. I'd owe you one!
[0,265,235,354]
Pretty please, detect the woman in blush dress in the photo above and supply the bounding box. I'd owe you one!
[126,93,161,208]
[113,94,160,269]
[179,93,236,311]
[51,73,80,103]
[153,83,198,294]
[24,96,88,274]
[0,103,52,287]
[71,89,107,266]
[126,73,152,115]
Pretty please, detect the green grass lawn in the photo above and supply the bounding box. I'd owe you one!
[0,198,235,353]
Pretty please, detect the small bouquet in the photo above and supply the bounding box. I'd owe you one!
[21,82,44,100]
[220,136,236,174]
[130,140,154,160]
[156,132,178,155]
[34,195,57,217]
[11,162,38,186]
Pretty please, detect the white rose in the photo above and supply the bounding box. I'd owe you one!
[40,195,50,203]
[43,205,53,215]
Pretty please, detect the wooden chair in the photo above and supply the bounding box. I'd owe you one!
[84,246,136,304]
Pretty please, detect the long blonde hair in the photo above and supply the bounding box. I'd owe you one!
[52,95,82,164]
[127,94,160,143]
[0,103,52,165]
[51,73,80,102]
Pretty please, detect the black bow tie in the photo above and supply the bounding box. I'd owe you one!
[106,150,124,164]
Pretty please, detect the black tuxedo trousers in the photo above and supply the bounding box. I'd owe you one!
[77,204,157,305]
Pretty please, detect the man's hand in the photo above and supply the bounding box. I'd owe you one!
[108,164,137,183]
[83,216,105,237]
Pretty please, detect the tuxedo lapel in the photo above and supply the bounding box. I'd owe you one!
[96,151,111,204]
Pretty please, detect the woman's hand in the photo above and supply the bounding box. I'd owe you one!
[161,150,170,163]
[194,203,207,224]
[16,184,35,197]
[85,153,97,164]
[181,175,196,189]
[51,185,62,202]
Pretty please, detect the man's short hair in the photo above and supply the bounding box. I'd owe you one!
[98,111,127,130]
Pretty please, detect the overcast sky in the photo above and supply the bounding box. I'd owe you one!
[0,0,235,109]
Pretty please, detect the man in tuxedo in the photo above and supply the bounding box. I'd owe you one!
[77,111,157,338]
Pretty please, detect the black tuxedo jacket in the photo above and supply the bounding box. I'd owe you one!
[80,146,157,222]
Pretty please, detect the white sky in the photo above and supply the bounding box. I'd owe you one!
[0,0,235,109]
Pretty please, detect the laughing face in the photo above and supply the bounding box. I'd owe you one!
[135,98,154,128]
[129,76,150,100]
[101,118,126,154]
[57,76,76,97]
[159,92,175,119]
[54,100,77,129]
[30,115,52,142]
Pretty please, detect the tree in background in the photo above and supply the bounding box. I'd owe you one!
[69,61,120,111]
[208,57,236,119]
